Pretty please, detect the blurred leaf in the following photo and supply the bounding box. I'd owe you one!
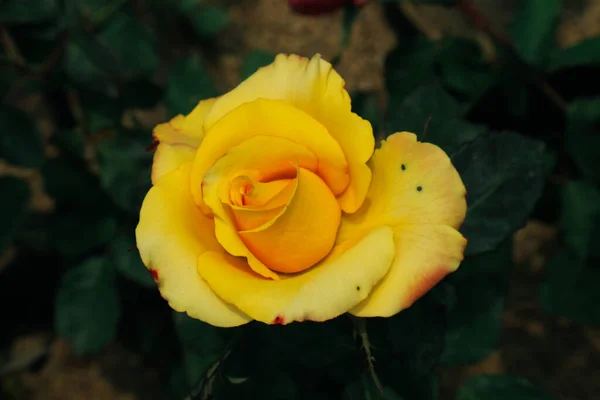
[343,374,402,400]
[0,0,58,23]
[547,36,600,71]
[63,34,117,94]
[0,105,45,168]
[121,78,163,109]
[55,257,120,355]
[560,181,600,259]
[240,49,275,81]
[452,132,547,256]
[0,177,30,253]
[111,232,154,288]
[96,129,153,212]
[98,11,159,76]
[539,248,600,326]
[387,84,485,154]
[385,36,437,106]
[72,0,126,25]
[186,5,230,37]
[79,89,121,133]
[42,158,113,208]
[441,240,512,365]
[174,312,225,386]
[52,212,117,257]
[436,37,501,102]
[509,0,561,66]
[165,54,217,117]
[456,375,554,400]
[367,285,452,400]
[565,97,600,184]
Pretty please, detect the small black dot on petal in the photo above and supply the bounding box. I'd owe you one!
[356,286,361,291]
[401,164,406,171]
[417,186,423,192]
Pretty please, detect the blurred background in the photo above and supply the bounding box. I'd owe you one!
[2,0,600,399]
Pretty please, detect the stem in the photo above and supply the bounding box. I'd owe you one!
[350,315,383,393]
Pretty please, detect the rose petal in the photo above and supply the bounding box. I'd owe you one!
[151,97,218,184]
[136,162,251,327]
[192,99,350,215]
[239,167,341,274]
[203,54,373,213]
[338,131,468,317]
[196,226,395,324]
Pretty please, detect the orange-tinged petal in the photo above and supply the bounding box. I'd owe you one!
[202,54,373,213]
[202,136,319,280]
[339,131,467,317]
[239,167,341,274]
[197,226,395,324]
[191,99,349,214]
[151,98,218,185]
[136,162,251,327]
[350,225,466,317]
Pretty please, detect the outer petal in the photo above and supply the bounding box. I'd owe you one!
[197,226,395,324]
[151,98,218,184]
[191,99,349,214]
[342,131,468,317]
[203,54,374,213]
[136,163,251,327]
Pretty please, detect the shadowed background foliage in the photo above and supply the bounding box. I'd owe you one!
[1,0,600,399]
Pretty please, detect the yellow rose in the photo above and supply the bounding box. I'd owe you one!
[136,54,467,327]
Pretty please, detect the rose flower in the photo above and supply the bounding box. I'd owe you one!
[136,54,467,327]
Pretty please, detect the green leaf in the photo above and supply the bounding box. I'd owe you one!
[72,0,127,25]
[63,34,118,94]
[343,374,402,400]
[96,129,152,212]
[452,132,547,256]
[51,212,117,257]
[79,89,122,133]
[121,78,163,109]
[436,37,501,102]
[456,375,554,400]
[240,50,275,82]
[560,181,600,259]
[173,312,225,385]
[387,84,485,154]
[55,257,120,355]
[509,0,561,66]
[164,54,217,117]
[539,246,600,326]
[0,177,30,253]
[0,106,45,168]
[0,0,58,23]
[385,36,438,106]
[441,240,512,366]
[547,36,600,71]
[565,97,600,184]
[186,5,230,37]
[110,232,154,288]
[97,11,159,76]
[52,130,85,160]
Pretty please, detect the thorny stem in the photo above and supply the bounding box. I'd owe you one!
[350,315,384,393]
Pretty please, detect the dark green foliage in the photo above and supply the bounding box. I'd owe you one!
[55,257,120,355]
[456,375,555,400]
